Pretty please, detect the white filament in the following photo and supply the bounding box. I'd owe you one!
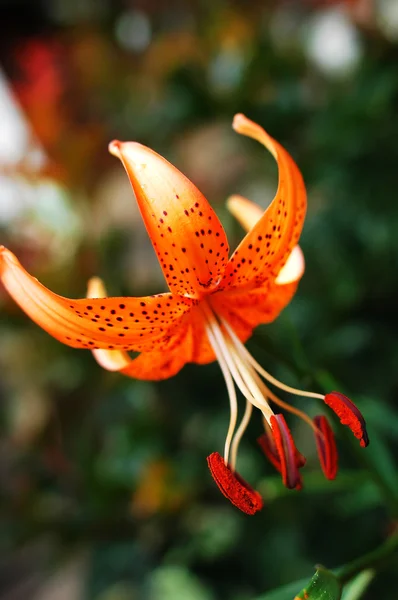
[203,303,324,473]
[221,318,324,401]
[205,324,238,465]
[204,306,274,470]
[230,400,253,472]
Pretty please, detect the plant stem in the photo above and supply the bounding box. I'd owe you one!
[341,570,375,600]
[336,532,398,585]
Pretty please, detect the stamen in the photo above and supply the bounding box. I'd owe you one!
[257,422,282,473]
[205,324,238,465]
[222,322,320,433]
[207,452,263,515]
[324,392,369,448]
[203,303,274,474]
[230,400,253,472]
[221,319,324,401]
[270,414,303,490]
[258,418,306,475]
[314,415,338,480]
[205,312,273,421]
[226,341,273,422]
[253,371,319,432]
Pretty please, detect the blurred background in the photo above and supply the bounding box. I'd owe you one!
[1,0,398,598]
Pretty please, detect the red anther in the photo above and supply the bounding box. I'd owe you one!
[270,415,303,490]
[207,452,263,515]
[314,415,338,480]
[295,449,307,469]
[258,431,306,474]
[257,429,281,473]
[324,391,369,448]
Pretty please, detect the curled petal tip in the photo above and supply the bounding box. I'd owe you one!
[232,113,262,139]
[324,392,369,448]
[0,246,5,272]
[109,140,149,163]
[231,113,276,155]
[232,113,247,131]
[0,246,12,260]
[222,113,305,291]
[207,452,263,515]
[0,246,19,275]
[108,140,122,158]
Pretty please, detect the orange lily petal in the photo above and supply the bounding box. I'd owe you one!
[210,277,299,340]
[120,323,194,380]
[88,276,212,376]
[94,308,215,379]
[227,194,305,285]
[275,245,304,285]
[86,276,132,371]
[109,140,229,299]
[86,275,194,379]
[0,246,194,352]
[220,115,306,291]
[190,306,217,364]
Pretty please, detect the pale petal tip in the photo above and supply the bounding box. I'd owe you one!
[108,140,122,158]
[275,245,305,285]
[0,246,18,269]
[232,114,277,158]
[226,194,263,232]
[0,246,5,276]
[232,113,249,133]
[226,194,247,211]
[87,276,107,299]
[92,348,132,372]
[108,140,151,164]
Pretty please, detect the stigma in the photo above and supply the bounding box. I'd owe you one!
[201,302,369,515]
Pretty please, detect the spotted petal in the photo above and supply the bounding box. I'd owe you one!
[0,246,194,352]
[92,325,194,380]
[87,275,194,380]
[227,194,305,285]
[221,115,306,291]
[210,277,300,343]
[120,324,194,380]
[109,140,229,299]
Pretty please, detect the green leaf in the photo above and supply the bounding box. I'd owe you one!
[255,578,309,600]
[294,568,342,600]
[254,569,341,600]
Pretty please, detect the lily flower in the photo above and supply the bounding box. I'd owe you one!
[0,114,368,515]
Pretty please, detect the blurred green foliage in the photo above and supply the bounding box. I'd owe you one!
[1,0,398,599]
